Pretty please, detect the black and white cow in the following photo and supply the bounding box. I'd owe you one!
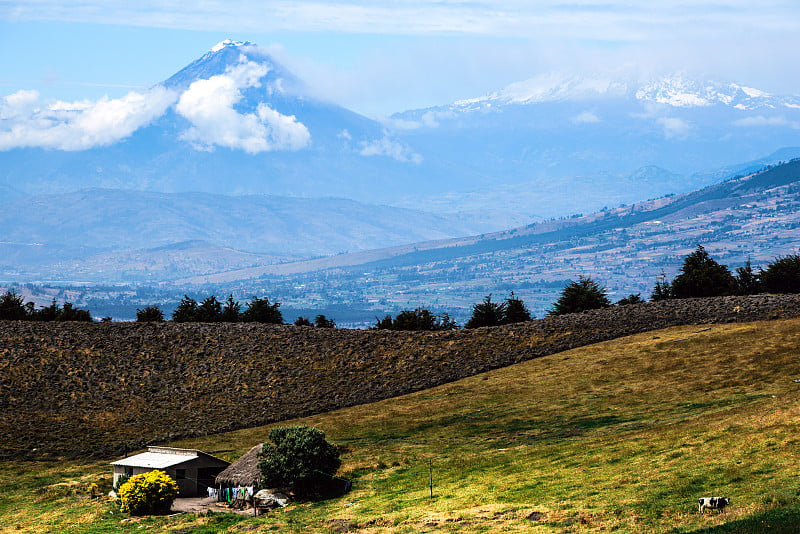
[698,497,730,513]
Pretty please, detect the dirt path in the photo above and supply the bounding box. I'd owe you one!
[171,497,255,515]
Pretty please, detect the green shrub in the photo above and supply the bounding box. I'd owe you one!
[258,426,341,498]
[117,470,178,516]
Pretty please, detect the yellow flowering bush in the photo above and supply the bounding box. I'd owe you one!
[117,470,179,515]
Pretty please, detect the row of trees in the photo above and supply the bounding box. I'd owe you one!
[0,291,93,321]
[374,308,458,331]
[137,295,285,324]
[542,248,800,317]
[137,295,337,327]
[374,292,533,331]
[652,247,800,300]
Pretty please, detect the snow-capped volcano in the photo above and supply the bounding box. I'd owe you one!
[0,39,422,200]
[163,40,304,96]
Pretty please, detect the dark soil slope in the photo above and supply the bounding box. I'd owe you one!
[2,294,799,459]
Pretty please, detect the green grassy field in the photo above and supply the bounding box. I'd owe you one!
[2,319,800,533]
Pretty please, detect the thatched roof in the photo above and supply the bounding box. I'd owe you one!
[215,443,263,487]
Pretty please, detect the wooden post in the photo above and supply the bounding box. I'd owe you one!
[429,459,433,499]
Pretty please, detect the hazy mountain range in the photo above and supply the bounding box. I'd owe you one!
[170,158,800,322]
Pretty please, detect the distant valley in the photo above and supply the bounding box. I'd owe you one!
[5,158,799,324]
[161,159,800,323]
[0,188,529,283]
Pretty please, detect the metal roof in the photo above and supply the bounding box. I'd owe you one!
[111,450,198,469]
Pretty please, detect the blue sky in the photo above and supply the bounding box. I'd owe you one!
[2,1,800,117]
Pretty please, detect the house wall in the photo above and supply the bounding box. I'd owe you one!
[112,457,228,497]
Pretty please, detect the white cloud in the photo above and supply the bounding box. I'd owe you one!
[5,1,800,41]
[0,87,176,150]
[384,109,456,130]
[733,115,800,129]
[656,117,691,139]
[359,136,422,164]
[175,57,310,153]
[572,111,601,124]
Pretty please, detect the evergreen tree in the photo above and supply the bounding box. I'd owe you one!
[241,297,283,324]
[617,293,644,306]
[502,292,532,324]
[195,295,222,322]
[136,306,164,322]
[436,312,459,331]
[171,295,198,322]
[651,271,672,301]
[220,294,241,322]
[58,302,93,322]
[760,254,800,294]
[548,276,610,316]
[393,308,436,330]
[0,290,28,320]
[373,314,393,329]
[465,294,506,328]
[314,314,336,328]
[33,299,60,321]
[735,258,761,295]
[670,245,736,298]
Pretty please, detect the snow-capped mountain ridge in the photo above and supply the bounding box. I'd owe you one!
[633,74,795,110]
[407,72,799,118]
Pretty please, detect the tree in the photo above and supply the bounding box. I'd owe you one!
[374,308,459,331]
[294,316,313,326]
[392,308,436,330]
[171,295,198,322]
[136,306,165,322]
[314,314,336,328]
[735,258,761,295]
[548,276,610,316]
[241,297,283,324]
[465,294,506,329]
[373,314,393,329]
[257,426,341,498]
[617,293,644,306]
[0,290,28,320]
[117,470,179,516]
[437,312,459,331]
[195,295,222,322]
[651,272,672,301]
[670,246,736,298]
[221,295,241,322]
[760,254,800,294]
[58,302,93,322]
[33,299,60,321]
[502,292,532,324]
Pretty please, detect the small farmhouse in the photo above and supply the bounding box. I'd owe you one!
[112,446,230,497]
